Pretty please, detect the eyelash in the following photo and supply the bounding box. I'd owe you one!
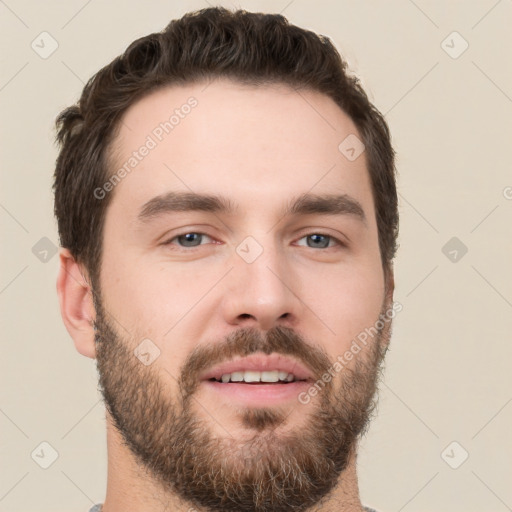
[162,232,345,250]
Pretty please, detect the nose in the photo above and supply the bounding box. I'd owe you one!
[220,239,302,331]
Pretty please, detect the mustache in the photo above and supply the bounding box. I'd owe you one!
[179,325,333,396]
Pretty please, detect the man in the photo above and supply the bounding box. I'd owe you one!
[54,7,398,512]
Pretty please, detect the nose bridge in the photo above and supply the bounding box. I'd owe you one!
[238,235,289,298]
[223,234,299,328]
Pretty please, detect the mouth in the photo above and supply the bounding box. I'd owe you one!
[207,370,306,384]
[199,354,314,406]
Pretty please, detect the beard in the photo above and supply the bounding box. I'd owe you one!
[94,300,390,512]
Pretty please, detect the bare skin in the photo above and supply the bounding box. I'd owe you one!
[57,79,393,512]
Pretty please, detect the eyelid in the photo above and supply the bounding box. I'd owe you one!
[293,229,348,247]
[295,235,343,248]
[161,230,217,247]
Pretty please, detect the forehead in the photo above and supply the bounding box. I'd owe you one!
[107,79,374,218]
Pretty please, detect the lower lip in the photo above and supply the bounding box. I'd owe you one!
[201,380,311,406]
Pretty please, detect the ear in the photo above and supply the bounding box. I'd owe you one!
[384,265,395,304]
[382,265,396,350]
[56,248,97,359]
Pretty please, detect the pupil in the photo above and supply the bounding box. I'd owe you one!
[308,234,329,248]
[179,233,201,246]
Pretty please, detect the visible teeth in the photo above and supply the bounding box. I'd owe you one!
[261,370,279,382]
[215,370,298,383]
[244,370,261,382]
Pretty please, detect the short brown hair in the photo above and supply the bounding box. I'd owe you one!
[53,7,398,288]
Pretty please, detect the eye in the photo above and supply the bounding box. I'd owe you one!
[164,232,214,248]
[295,233,342,249]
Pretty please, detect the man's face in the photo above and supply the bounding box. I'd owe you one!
[94,79,392,511]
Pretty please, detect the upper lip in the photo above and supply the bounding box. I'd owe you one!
[199,353,314,381]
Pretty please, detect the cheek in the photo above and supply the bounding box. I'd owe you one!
[100,246,220,336]
[297,260,385,355]
[99,253,211,383]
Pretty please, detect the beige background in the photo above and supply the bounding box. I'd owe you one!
[1,1,511,511]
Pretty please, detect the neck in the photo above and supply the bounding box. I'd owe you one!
[101,412,365,512]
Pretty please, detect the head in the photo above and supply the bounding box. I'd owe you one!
[54,7,398,512]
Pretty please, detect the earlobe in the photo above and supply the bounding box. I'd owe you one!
[385,266,395,303]
[381,265,396,350]
[56,248,97,359]
[382,261,395,301]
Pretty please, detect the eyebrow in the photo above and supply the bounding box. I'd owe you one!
[137,191,366,224]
